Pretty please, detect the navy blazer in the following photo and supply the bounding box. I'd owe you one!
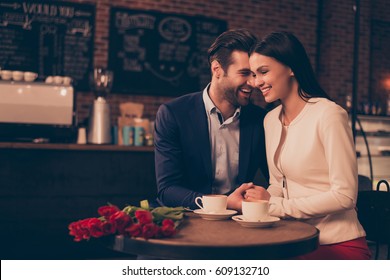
[154,91,269,209]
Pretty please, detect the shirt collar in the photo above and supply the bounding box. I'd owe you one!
[202,84,216,115]
[202,83,241,121]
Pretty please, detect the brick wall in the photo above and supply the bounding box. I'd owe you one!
[317,0,371,109]
[58,0,387,124]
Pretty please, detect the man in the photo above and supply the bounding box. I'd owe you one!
[154,29,269,211]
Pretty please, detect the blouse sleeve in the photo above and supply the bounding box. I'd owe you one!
[267,171,284,197]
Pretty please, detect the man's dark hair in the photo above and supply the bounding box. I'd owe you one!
[207,29,257,72]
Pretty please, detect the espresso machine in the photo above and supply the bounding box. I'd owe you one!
[87,68,113,144]
[0,81,75,143]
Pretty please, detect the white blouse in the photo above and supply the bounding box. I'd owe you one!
[265,98,366,244]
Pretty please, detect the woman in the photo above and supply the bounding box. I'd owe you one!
[245,31,370,259]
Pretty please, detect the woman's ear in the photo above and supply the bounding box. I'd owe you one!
[290,69,295,77]
[211,60,222,78]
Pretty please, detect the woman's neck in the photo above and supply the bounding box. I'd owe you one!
[281,94,308,126]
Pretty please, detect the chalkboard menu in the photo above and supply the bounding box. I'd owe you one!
[0,1,95,90]
[108,7,227,96]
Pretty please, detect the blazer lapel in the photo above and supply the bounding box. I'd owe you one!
[189,94,212,181]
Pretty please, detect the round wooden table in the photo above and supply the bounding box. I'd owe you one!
[108,213,319,259]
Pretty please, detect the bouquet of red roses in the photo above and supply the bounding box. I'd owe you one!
[68,200,184,241]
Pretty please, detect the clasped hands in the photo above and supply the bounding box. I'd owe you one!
[227,182,270,211]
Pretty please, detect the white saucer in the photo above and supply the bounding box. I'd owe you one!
[232,215,280,228]
[193,209,237,220]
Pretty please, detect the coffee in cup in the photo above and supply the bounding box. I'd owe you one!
[195,194,227,213]
[242,200,269,221]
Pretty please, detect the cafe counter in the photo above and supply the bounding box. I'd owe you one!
[0,142,154,151]
[0,142,156,259]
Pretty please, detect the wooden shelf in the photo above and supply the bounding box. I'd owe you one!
[0,142,154,152]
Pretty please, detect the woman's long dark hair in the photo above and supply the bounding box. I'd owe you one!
[251,31,331,101]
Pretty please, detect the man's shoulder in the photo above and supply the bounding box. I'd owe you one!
[157,91,203,119]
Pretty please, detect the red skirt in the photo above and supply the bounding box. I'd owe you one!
[295,237,371,260]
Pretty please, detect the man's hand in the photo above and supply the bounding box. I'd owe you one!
[227,182,270,211]
[227,182,255,211]
[244,185,270,201]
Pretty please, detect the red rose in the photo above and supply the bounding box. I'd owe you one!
[68,221,80,235]
[125,223,142,237]
[135,210,153,225]
[162,219,175,227]
[69,220,85,241]
[142,223,160,239]
[101,221,116,235]
[88,218,104,238]
[98,205,120,218]
[81,219,94,240]
[109,211,133,234]
[68,218,92,241]
[160,219,176,237]
[69,204,182,242]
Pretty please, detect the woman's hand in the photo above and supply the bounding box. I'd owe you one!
[227,182,270,211]
[227,183,254,211]
[244,185,271,201]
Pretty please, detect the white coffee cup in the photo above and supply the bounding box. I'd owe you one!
[1,70,12,80]
[45,76,54,83]
[53,76,63,84]
[195,194,227,213]
[12,71,24,81]
[24,72,38,82]
[63,76,72,86]
[242,200,269,221]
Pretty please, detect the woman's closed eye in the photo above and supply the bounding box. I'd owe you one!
[260,70,268,75]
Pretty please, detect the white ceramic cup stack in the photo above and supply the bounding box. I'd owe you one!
[45,75,72,85]
[0,70,38,82]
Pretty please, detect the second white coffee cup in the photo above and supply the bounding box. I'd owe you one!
[242,200,269,221]
[53,76,63,84]
[12,71,24,81]
[24,72,38,82]
[195,194,227,213]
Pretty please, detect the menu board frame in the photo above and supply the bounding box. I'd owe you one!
[108,7,227,96]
